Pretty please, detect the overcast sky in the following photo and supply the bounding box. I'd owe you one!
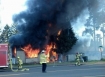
[0,0,27,30]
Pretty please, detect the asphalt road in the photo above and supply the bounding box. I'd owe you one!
[0,64,105,77]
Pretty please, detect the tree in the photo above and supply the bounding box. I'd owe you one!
[0,23,18,43]
[8,23,18,37]
[55,27,77,54]
[0,24,10,43]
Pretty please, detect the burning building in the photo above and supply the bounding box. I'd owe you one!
[8,0,99,63]
[11,43,58,63]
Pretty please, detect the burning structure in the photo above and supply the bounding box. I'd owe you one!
[12,43,57,63]
[7,0,100,62]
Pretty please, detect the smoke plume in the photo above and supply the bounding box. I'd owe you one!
[69,0,105,60]
[9,0,98,50]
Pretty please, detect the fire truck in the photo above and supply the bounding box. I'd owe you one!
[0,44,9,68]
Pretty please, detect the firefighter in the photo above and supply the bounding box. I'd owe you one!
[80,52,84,63]
[17,57,23,70]
[39,49,47,73]
[75,52,81,66]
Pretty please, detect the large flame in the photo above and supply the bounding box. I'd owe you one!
[12,30,60,61]
[45,43,53,62]
[51,43,58,61]
[21,44,40,58]
[13,43,58,62]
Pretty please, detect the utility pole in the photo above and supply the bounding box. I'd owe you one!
[100,23,105,53]
[102,24,105,52]
[93,22,96,52]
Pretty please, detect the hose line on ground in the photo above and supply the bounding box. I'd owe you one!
[8,54,29,72]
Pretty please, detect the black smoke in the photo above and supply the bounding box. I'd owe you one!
[9,0,98,49]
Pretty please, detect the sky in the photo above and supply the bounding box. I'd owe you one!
[0,0,103,39]
[0,0,102,35]
[0,0,104,60]
[0,0,102,41]
[0,0,27,30]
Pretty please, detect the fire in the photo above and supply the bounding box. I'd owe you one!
[45,43,58,62]
[13,43,58,62]
[58,30,62,36]
[51,43,58,61]
[21,44,40,58]
[57,30,62,40]
[13,47,16,57]
[45,43,53,62]
[51,51,58,61]
[46,43,58,62]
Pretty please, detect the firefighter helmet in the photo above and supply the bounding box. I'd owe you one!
[42,50,45,53]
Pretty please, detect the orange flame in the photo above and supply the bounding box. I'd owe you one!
[13,47,16,57]
[52,51,58,61]
[21,44,40,58]
[51,43,58,61]
[14,43,58,62]
[58,30,62,36]
[45,43,53,62]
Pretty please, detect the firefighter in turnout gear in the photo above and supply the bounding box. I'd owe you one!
[75,52,81,66]
[39,49,47,73]
[17,57,23,70]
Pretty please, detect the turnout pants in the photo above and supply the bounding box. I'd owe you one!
[75,59,80,65]
[42,63,47,72]
[18,64,22,70]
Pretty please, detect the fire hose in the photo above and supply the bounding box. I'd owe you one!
[8,54,29,72]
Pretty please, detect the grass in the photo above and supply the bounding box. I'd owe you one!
[11,60,105,67]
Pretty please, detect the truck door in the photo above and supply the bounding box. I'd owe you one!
[0,51,7,67]
[0,44,8,68]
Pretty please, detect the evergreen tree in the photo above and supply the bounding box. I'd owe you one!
[0,24,10,43]
[55,27,77,54]
[9,23,18,37]
[0,23,18,43]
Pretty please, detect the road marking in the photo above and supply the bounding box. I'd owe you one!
[84,75,105,77]
[0,73,30,77]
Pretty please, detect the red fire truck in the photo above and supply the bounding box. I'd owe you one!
[0,44,9,68]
